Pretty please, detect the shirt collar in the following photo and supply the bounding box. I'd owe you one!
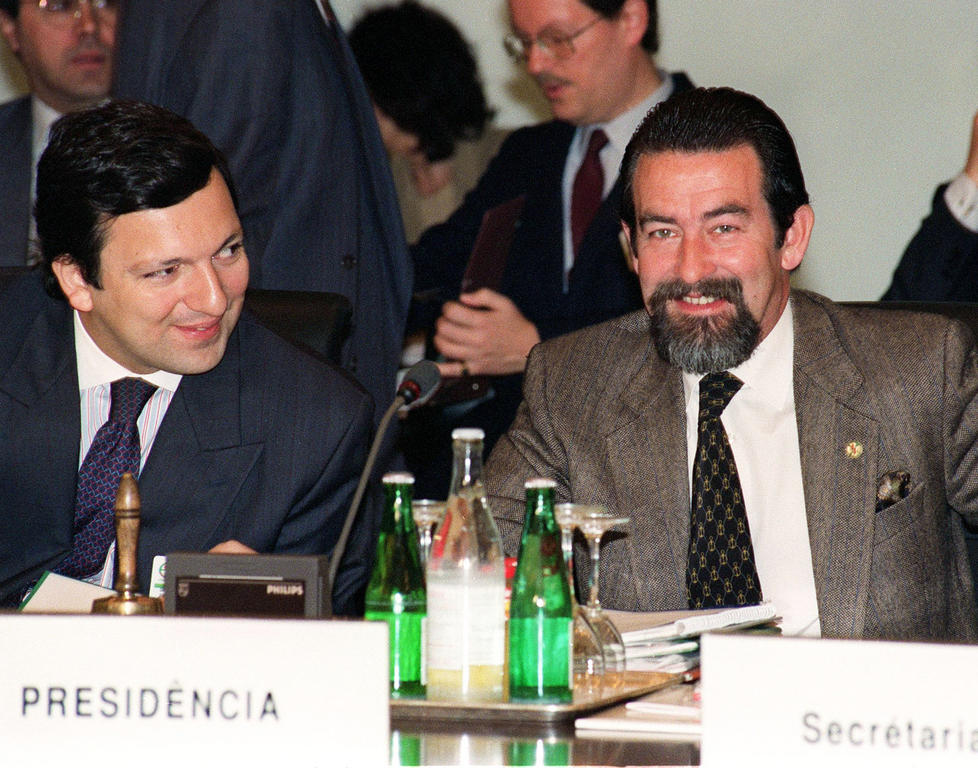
[74,311,182,392]
[682,300,794,407]
[30,96,61,167]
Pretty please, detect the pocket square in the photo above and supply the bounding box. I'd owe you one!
[876,470,910,512]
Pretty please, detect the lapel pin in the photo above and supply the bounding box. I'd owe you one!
[845,441,863,459]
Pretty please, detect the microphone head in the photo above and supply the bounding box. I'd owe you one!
[397,359,441,407]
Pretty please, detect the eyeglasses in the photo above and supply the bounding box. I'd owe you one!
[503,15,603,63]
[28,0,118,20]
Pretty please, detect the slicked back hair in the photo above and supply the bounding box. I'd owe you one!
[36,100,236,298]
[620,87,809,248]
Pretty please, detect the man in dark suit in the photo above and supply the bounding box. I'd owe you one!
[0,101,374,615]
[883,109,978,301]
[112,0,411,431]
[0,0,115,266]
[407,0,692,495]
[487,87,978,642]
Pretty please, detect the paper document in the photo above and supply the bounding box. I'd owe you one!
[622,603,778,643]
[18,572,114,614]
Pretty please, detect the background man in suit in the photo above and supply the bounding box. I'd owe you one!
[883,109,978,301]
[406,0,693,496]
[487,87,978,642]
[0,0,115,266]
[112,0,411,439]
[0,101,374,615]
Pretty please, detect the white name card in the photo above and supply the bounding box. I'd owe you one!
[700,633,978,767]
[0,614,388,767]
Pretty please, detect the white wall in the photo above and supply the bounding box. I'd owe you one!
[4,1,975,301]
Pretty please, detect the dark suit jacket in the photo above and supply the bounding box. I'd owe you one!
[410,72,694,454]
[0,275,375,615]
[113,0,412,422]
[883,183,978,301]
[0,96,31,267]
[487,291,978,642]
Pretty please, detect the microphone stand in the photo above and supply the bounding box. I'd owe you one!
[326,392,406,605]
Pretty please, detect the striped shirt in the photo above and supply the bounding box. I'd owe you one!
[73,312,182,587]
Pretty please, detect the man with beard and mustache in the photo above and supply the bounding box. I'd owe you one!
[0,0,116,266]
[486,87,978,643]
[405,0,693,497]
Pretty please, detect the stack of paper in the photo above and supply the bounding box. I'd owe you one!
[622,603,779,673]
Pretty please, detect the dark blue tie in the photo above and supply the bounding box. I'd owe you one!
[55,377,157,580]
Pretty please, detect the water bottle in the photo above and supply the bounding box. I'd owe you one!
[425,428,505,701]
[364,472,426,698]
[508,478,573,703]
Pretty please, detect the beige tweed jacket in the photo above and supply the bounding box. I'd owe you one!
[487,290,978,642]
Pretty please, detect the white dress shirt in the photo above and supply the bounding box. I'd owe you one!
[944,172,978,232]
[74,312,181,586]
[682,302,822,637]
[560,71,675,288]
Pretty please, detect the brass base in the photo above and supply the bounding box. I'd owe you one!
[92,593,164,615]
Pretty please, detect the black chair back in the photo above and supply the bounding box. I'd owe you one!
[244,288,352,366]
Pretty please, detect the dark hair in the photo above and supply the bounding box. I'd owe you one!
[35,99,236,297]
[584,0,658,53]
[620,87,809,247]
[0,0,18,18]
[349,0,493,162]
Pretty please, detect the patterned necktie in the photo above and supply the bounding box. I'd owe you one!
[55,377,157,580]
[570,128,608,257]
[686,371,763,608]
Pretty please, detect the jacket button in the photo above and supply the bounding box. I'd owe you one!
[341,254,356,270]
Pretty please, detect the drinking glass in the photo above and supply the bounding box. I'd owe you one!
[553,503,605,677]
[574,505,630,672]
[411,499,446,569]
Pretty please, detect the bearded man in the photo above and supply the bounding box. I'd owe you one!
[485,87,978,643]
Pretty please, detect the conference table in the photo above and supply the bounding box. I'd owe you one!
[391,679,701,766]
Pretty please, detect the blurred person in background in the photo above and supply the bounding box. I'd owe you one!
[350,0,505,245]
[884,109,978,301]
[0,0,116,266]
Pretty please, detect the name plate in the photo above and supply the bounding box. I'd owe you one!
[0,614,388,766]
[701,633,978,766]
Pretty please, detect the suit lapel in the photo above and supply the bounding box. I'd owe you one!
[603,323,690,608]
[792,293,879,637]
[137,330,262,566]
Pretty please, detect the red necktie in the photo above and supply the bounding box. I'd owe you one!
[570,128,608,257]
[55,377,157,580]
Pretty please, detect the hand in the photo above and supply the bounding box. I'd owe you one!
[434,288,540,376]
[208,539,257,554]
[965,111,978,185]
[409,154,454,197]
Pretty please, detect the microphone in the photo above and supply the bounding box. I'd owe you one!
[395,359,441,407]
[327,360,442,609]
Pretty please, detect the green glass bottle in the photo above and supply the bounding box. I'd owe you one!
[508,478,573,703]
[365,472,426,698]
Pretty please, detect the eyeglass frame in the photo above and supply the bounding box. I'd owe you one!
[503,14,604,63]
[28,0,118,20]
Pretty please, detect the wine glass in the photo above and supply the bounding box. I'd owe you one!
[574,505,630,672]
[553,503,605,678]
[411,499,446,568]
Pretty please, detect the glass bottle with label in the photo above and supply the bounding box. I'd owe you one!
[364,472,426,698]
[425,428,505,702]
[508,478,573,703]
